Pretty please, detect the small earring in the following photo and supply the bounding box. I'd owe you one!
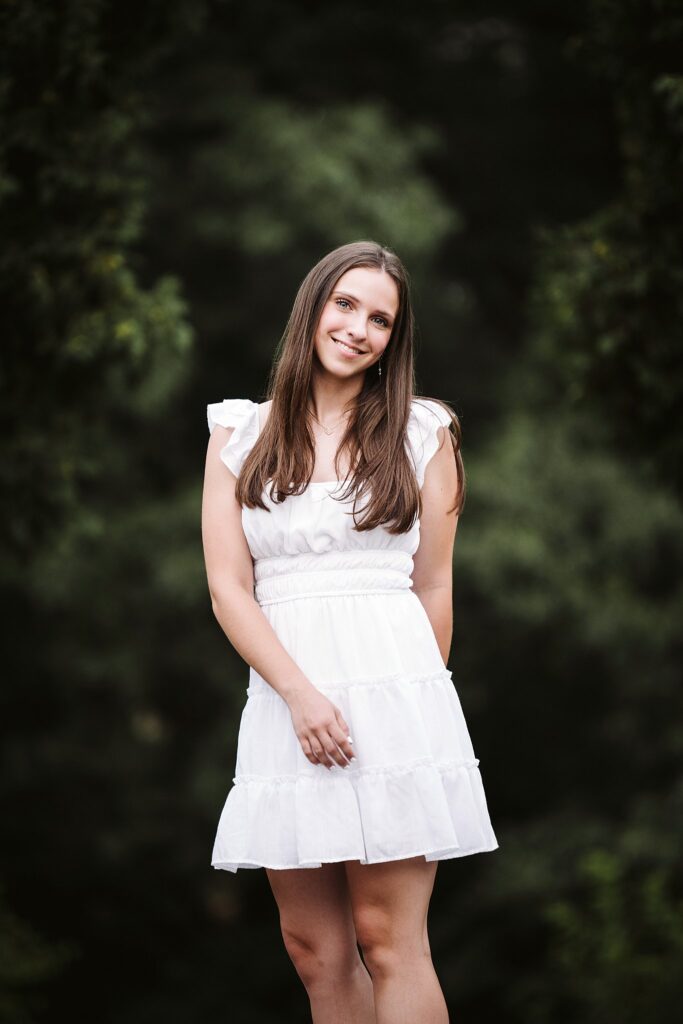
[378,358,382,378]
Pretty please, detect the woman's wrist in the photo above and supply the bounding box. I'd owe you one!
[279,673,314,705]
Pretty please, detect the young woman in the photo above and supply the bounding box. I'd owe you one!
[201,240,499,1024]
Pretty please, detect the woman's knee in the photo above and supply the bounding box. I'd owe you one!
[280,919,359,989]
[354,906,429,979]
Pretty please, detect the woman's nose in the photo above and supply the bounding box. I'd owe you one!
[347,316,367,340]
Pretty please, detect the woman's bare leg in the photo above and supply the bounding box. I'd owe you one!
[345,856,448,1024]
[266,862,376,1024]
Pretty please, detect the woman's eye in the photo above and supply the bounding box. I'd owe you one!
[335,298,388,328]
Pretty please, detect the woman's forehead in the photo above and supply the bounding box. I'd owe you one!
[332,266,399,315]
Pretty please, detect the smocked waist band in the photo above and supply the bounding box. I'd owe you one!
[253,549,414,606]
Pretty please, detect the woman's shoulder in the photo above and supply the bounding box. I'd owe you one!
[207,397,259,433]
[257,399,273,432]
[407,396,455,487]
[206,398,262,477]
[409,396,454,430]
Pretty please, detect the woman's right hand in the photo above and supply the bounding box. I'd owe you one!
[287,684,356,769]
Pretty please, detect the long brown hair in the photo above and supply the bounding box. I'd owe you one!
[235,240,465,533]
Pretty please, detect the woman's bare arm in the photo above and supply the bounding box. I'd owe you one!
[201,425,314,703]
[410,426,460,665]
[201,425,354,769]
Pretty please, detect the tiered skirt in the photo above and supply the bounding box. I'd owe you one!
[211,549,499,871]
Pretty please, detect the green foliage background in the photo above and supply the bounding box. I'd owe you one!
[1,1,681,1021]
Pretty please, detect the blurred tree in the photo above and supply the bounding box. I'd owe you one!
[0,1,198,1019]
[436,404,683,1019]
[0,0,195,565]
[0,884,77,1024]
[540,850,683,1024]
[523,0,683,494]
[453,1,683,1018]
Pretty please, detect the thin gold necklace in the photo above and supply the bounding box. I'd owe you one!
[309,408,350,436]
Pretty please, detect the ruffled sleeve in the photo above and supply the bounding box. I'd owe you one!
[406,398,453,488]
[207,398,260,478]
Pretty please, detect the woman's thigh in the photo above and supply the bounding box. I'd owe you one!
[344,856,439,961]
[266,862,360,974]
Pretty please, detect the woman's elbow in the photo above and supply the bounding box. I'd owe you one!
[209,578,253,616]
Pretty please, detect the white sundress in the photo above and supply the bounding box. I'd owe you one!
[207,397,499,871]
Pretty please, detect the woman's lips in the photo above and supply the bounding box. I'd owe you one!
[333,338,365,357]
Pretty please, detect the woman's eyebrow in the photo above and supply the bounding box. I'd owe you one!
[332,290,395,321]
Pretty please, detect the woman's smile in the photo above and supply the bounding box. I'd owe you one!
[332,337,366,357]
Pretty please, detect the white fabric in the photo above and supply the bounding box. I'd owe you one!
[208,397,499,870]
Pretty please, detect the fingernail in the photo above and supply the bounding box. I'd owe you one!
[347,736,353,743]
[350,756,356,762]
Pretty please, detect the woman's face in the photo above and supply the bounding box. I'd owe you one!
[313,266,399,380]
